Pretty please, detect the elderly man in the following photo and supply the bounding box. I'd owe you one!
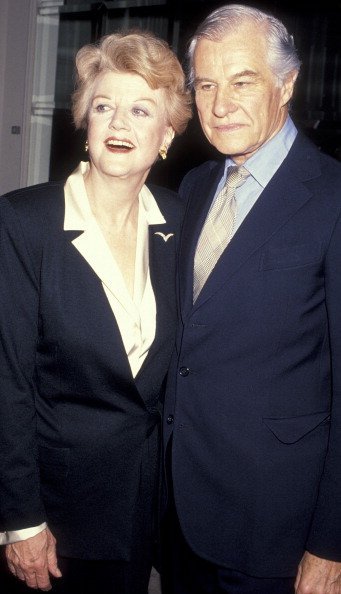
[163,4,341,594]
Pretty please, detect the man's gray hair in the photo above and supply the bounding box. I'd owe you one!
[187,4,301,88]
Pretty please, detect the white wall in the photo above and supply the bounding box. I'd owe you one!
[28,2,63,187]
[0,1,9,148]
[0,0,36,195]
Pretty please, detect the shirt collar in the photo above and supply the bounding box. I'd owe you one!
[224,116,298,188]
[64,161,165,231]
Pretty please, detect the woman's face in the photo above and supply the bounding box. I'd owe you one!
[86,70,174,186]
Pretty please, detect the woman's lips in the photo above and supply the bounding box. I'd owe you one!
[104,138,135,152]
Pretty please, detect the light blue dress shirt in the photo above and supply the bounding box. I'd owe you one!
[216,116,298,235]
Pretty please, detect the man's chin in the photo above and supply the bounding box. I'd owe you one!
[208,137,248,157]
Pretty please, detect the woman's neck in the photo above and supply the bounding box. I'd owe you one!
[83,166,143,297]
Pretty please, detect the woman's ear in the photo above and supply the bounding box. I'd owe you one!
[163,126,175,150]
[159,127,175,160]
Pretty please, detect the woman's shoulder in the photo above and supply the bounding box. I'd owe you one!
[147,182,179,202]
[0,181,65,229]
[146,183,183,218]
[2,180,64,211]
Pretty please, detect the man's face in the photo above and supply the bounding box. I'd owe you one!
[193,23,296,165]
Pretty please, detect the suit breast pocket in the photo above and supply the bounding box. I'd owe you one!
[260,243,322,271]
[263,411,330,444]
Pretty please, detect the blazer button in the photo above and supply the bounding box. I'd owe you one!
[167,414,174,425]
[179,366,190,377]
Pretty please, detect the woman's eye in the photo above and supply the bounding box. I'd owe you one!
[95,104,110,112]
[132,107,148,117]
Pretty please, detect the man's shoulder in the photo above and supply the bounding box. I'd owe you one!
[291,132,341,178]
[180,160,223,194]
[183,159,222,181]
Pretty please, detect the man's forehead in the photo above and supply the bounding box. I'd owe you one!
[193,33,268,76]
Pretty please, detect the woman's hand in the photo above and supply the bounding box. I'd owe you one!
[6,527,62,591]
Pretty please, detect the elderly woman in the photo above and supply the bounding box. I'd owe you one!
[0,31,191,594]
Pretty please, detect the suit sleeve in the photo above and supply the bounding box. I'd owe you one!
[0,198,46,531]
[306,210,341,559]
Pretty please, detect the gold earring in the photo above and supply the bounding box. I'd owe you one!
[159,146,167,160]
[85,140,89,152]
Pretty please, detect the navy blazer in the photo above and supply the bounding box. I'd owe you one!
[164,133,341,577]
[0,180,182,560]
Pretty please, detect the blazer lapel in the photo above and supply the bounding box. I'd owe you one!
[149,220,177,307]
[63,166,138,385]
[62,228,137,387]
[71,220,139,324]
[134,220,177,400]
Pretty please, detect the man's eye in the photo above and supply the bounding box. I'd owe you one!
[198,83,215,91]
[234,81,251,88]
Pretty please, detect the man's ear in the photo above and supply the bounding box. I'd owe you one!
[281,69,299,106]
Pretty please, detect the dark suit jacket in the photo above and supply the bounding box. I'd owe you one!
[0,179,182,560]
[164,133,341,577]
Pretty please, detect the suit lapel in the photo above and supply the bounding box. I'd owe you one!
[194,169,312,308]
[179,162,225,316]
[181,135,322,312]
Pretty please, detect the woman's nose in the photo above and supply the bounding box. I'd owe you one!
[109,107,129,130]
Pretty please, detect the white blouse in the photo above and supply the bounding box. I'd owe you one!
[64,161,166,378]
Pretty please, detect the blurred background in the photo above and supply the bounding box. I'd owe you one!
[0,0,340,195]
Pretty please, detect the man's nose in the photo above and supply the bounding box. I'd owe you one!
[212,87,238,117]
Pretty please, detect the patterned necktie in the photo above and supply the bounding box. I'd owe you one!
[193,165,250,302]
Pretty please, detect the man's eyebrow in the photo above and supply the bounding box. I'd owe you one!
[231,69,258,78]
[193,77,216,86]
[194,70,259,86]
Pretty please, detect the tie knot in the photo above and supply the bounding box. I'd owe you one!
[225,165,250,190]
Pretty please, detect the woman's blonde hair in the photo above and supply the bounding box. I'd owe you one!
[72,30,192,135]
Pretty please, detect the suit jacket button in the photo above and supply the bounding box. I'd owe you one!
[167,414,174,425]
[179,366,190,377]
